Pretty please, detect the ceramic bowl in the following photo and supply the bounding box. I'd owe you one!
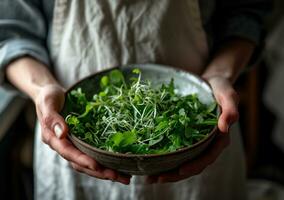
[61,64,218,175]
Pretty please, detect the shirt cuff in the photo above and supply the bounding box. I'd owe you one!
[215,15,265,67]
[0,38,51,85]
[218,15,262,46]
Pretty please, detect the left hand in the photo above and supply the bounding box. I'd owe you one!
[146,75,239,184]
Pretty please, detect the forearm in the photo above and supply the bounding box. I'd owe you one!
[202,38,255,83]
[5,57,61,102]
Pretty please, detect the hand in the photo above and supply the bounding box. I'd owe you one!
[35,84,131,184]
[146,76,238,183]
[204,76,239,133]
[146,133,230,183]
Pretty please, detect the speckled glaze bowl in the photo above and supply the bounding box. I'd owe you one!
[61,64,219,175]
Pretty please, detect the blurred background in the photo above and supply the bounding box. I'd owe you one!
[1,1,284,200]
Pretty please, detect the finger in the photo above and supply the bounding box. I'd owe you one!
[102,168,118,180]
[115,173,132,185]
[70,162,108,179]
[36,85,67,139]
[70,162,112,178]
[179,134,230,176]
[42,126,132,183]
[146,171,185,184]
[155,166,200,183]
[148,135,230,184]
[157,171,187,183]
[42,128,100,170]
[40,110,69,139]
[217,90,239,133]
[146,175,159,184]
[71,162,131,185]
[205,77,239,133]
[40,110,98,170]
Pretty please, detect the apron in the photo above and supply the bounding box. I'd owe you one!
[34,1,247,199]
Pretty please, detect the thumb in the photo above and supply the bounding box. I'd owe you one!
[36,84,67,139]
[204,76,239,134]
[40,109,69,140]
[217,93,239,133]
[51,112,69,139]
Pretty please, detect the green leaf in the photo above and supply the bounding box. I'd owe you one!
[78,103,94,118]
[132,68,141,74]
[168,133,182,151]
[185,127,199,139]
[66,115,80,126]
[133,94,141,104]
[70,88,88,106]
[109,69,125,86]
[99,91,107,97]
[121,131,137,147]
[155,121,168,132]
[179,108,186,116]
[83,132,98,145]
[100,76,109,88]
[108,131,137,148]
[197,119,218,125]
[109,132,124,147]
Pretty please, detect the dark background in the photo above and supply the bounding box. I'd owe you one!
[1,1,284,199]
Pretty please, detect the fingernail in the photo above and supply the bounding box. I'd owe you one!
[54,124,63,138]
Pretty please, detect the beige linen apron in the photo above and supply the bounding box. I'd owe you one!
[34,1,247,199]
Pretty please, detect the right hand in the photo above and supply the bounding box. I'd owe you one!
[34,84,131,184]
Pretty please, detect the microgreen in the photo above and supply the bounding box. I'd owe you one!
[65,69,218,154]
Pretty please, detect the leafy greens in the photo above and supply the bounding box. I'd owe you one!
[65,69,218,154]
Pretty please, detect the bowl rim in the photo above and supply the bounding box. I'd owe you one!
[63,63,220,158]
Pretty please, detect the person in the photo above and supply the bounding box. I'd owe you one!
[0,0,270,199]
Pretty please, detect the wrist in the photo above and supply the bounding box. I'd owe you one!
[6,56,62,100]
[202,39,255,84]
[33,83,65,102]
[202,67,234,84]
[34,84,65,113]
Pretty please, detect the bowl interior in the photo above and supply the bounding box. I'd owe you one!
[61,64,218,157]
